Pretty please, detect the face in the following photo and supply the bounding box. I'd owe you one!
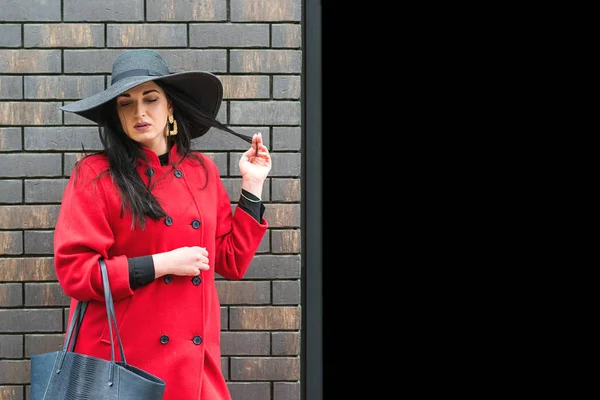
[116,81,173,155]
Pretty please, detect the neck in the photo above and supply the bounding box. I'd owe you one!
[146,138,168,156]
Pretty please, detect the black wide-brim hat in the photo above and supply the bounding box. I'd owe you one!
[60,49,223,139]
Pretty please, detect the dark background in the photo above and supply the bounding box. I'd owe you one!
[318,1,565,394]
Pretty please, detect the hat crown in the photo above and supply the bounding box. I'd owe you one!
[111,49,170,79]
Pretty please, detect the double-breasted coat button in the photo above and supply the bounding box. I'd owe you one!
[145,168,154,176]
[174,169,183,178]
[164,275,173,284]
[192,276,201,285]
[165,216,173,226]
[191,219,201,229]
[160,335,169,344]
[192,336,202,345]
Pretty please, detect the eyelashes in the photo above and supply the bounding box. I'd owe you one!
[118,98,158,107]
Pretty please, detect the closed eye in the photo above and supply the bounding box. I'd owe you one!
[118,98,158,107]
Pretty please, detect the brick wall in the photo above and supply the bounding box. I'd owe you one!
[0,1,302,399]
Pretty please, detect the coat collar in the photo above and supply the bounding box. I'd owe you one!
[138,143,183,169]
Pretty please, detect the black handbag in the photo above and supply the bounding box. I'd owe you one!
[30,259,166,399]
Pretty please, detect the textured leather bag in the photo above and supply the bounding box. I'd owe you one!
[30,259,166,399]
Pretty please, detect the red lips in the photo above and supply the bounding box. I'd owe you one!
[134,122,150,128]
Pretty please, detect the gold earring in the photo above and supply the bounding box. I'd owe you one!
[167,115,178,136]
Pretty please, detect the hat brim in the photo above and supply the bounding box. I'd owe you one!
[60,71,223,139]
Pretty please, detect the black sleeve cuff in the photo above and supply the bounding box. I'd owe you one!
[128,256,155,290]
[238,189,264,223]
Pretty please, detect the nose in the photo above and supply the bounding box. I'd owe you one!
[134,101,146,117]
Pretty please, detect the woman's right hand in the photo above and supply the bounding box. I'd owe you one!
[152,246,210,279]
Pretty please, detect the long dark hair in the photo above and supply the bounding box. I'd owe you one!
[76,80,250,230]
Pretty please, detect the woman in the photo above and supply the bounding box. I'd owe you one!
[54,49,271,399]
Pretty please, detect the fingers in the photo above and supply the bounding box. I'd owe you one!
[254,133,260,157]
[241,141,257,160]
[189,246,208,256]
[239,133,269,164]
[188,246,209,271]
[252,133,267,151]
[197,254,209,265]
[196,247,209,267]
[252,135,270,157]
[193,256,209,272]
[198,248,209,270]
[197,261,210,271]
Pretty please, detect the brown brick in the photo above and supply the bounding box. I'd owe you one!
[0,386,24,399]
[24,334,64,357]
[271,178,300,202]
[230,50,301,73]
[147,0,227,21]
[0,360,30,384]
[0,232,23,255]
[272,24,301,48]
[227,382,271,400]
[0,335,23,358]
[215,281,270,305]
[0,309,63,333]
[107,24,187,47]
[274,382,300,400]
[229,306,300,330]
[271,332,300,356]
[271,229,300,254]
[0,102,62,125]
[0,284,23,307]
[219,75,270,99]
[231,0,301,22]
[220,332,270,355]
[230,357,299,381]
[25,24,104,47]
[263,204,300,228]
[0,205,60,229]
[25,283,69,307]
[0,257,56,282]
[0,50,61,73]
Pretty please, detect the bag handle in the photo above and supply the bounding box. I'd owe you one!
[66,302,87,353]
[55,301,84,373]
[55,259,128,386]
[99,258,127,385]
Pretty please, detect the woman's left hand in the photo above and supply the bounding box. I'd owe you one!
[239,132,272,188]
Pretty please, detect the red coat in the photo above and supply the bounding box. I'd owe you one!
[54,144,268,400]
